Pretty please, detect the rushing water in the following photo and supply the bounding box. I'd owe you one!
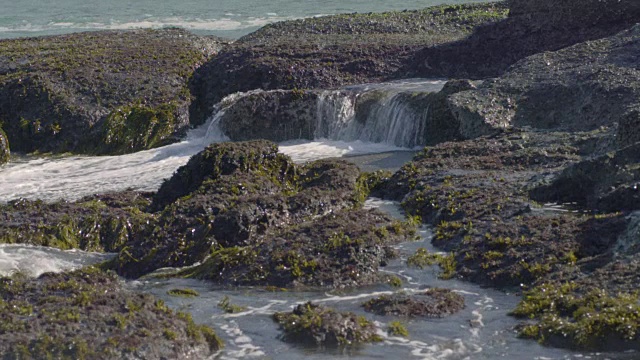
[0,0,491,40]
[0,79,442,203]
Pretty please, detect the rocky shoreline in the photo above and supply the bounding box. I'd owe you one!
[1,0,640,356]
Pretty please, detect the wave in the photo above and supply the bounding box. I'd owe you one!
[0,15,296,35]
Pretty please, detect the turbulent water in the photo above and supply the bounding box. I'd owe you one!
[0,0,490,40]
[0,79,442,203]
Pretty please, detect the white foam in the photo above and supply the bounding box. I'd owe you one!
[0,244,114,277]
[0,16,294,34]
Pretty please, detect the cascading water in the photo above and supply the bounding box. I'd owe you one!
[0,79,445,202]
[314,79,446,148]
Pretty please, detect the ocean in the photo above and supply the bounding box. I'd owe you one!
[0,0,488,40]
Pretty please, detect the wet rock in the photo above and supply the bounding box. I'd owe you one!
[219,89,321,142]
[189,2,509,124]
[511,282,640,351]
[0,267,222,359]
[180,208,416,288]
[273,302,381,346]
[362,289,465,317]
[0,29,222,155]
[107,140,413,283]
[0,192,153,253]
[0,126,8,164]
[446,25,640,139]
[530,142,640,213]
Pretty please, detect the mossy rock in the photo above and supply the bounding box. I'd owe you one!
[0,28,221,155]
[511,282,640,351]
[0,267,222,358]
[273,302,381,346]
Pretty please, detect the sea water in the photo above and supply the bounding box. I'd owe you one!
[0,0,490,40]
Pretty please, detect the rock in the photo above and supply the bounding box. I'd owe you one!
[180,208,415,288]
[409,0,640,79]
[0,127,8,164]
[189,2,509,124]
[508,0,640,28]
[362,289,465,317]
[447,25,640,139]
[219,90,320,142]
[216,79,476,147]
[0,192,153,252]
[530,142,640,213]
[105,140,417,284]
[0,29,222,155]
[0,267,222,358]
[273,302,381,346]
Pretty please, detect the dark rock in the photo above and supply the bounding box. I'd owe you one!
[531,142,640,212]
[408,0,640,79]
[447,25,640,139]
[273,302,381,346]
[0,29,222,155]
[0,192,153,252]
[362,288,465,317]
[189,3,509,124]
[106,140,415,284]
[0,267,222,359]
[219,90,320,142]
[180,208,415,288]
[0,126,8,164]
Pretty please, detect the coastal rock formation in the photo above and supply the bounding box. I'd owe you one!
[362,289,465,317]
[0,29,221,155]
[0,267,222,359]
[531,142,640,213]
[447,25,640,139]
[189,2,509,124]
[409,0,640,79]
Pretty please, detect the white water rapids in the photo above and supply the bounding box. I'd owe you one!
[0,79,445,203]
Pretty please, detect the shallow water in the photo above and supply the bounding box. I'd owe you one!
[129,199,625,360]
[0,0,491,40]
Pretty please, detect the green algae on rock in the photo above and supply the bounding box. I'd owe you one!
[0,192,154,253]
[0,28,221,155]
[273,302,382,346]
[0,267,222,359]
[511,282,640,351]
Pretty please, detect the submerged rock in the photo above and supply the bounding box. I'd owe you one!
[362,289,465,317]
[0,267,222,359]
[273,302,381,346]
[0,29,221,155]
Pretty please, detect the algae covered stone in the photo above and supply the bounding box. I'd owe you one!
[0,267,222,358]
[273,302,381,346]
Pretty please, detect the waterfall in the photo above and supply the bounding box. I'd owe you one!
[314,79,445,148]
